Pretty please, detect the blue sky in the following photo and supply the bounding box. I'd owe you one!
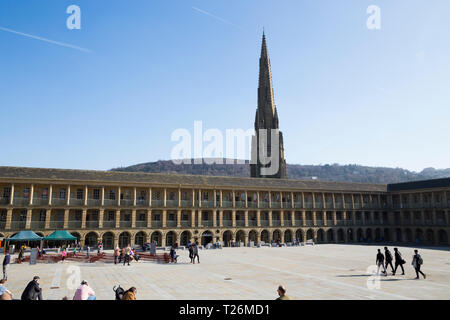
[0,0,449,172]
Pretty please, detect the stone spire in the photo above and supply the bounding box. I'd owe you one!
[251,33,287,179]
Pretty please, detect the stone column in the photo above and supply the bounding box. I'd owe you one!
[244,234,249,246]
[48,185,53,206]
[44,209,51,229]
[322,211,327,226]
[192,190,195,207]
[362,211,366,225]
[115,210,120,228]
[312,193,316,209]
[291,211,295,227]
[64,209,69,229]
[351,194,355,210]
[25,209,32,229]
[302,211,306,227]
[219,210,223,227]
[257,192,260,208]
[98,209,104,228]
[117,187,121,206]
[162,210,167,228]
[213,209,217,227]
[291,192,294,208]
[268,192,272,208]
[133,187,137,207]
[147,210,152,228]
[29,184,34,206]
[198,210,202,227]
[312,211,317,226]
[280,211,284,227]
[219,190,223,207]
[81,209,87,229]
[232,210,236,227]
[257,210,261,227]
[177,209,182,228]
[232,190,236,208]
[280,192,283,209]
[268,211,272,227]
[332,193,336,208]
[66,185,71,206]
[84,186,88,206]
[131,209,136,228]
[333,211,337,226]
[148,188,152,207]
[9,184,14,205]
[178,188,181,207]
[163,189,167,207]
[301,193,305,208]
[191,210,196,228]
[352,211,356,225]
[244,210,249,227]
[432,209,437,226]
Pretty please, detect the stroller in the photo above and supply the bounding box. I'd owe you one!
[113,285,126,300]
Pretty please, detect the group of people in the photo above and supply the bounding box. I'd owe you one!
[375,247,426,279]
[187,241,200,264]
[113,245,139,266]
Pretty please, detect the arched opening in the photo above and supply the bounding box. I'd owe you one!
[235,230,245,245]
[249,230,257,243]
[134,231,147,248]
[260,230,269,243]
[150,231,162,246]
[438,230,448,245]
[426,229,434,245]
[295,229,303,242]
[284,229,292,243]
[102,232,114,249]
[180,231,191,246]
[347,228,353,242]
[405,229,413,243]
[366,229,373,242]
[165,231,177,247]
[327,229,334,242]
[306,229,313,241]
[356,229,363,242]
[201,230,213,246]
[273,230,281,242]
[119,232,131,248]
[415,229,424,244]
[223,230,233,247]
[317,229,325,243]
[85,232,98,247]
[395,228,403,242]
[337,229,345,243]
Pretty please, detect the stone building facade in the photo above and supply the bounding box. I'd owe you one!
[0,167,448,249]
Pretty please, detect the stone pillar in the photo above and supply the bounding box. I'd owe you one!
[291,192,294,208]
[198,210,202,227]
[117,187,121,206]
[101,187,105,206]
[312,211,317,226]
[66,185,71,206]
[147,210,152,228]
[162,210,167,228]
[257,210,261,226]
[302,211,306,227]
[432,209,437,226]
[268,211,273,227]
[64,209,69,229]
[244,210,249,227]
[244,234,249,246]
[25,209,32,229]
[131,209,136,228]
[191,210,196,228]
[133,187,137,207]
[280,192,283,208]
[192,190,195,207]
[333,211,337,226]
[148,188,152,207]
[177,209,182,228]
[44,209,51,229]
[268,192,272,208]
[213,209,217,227]
[232,190,236,208]
[303,230,307,243]
[352,211,356,225]
[161,234,166,247]
[163,189,167,207]
[9,184,14,205]
[351,194,355,210]
[312,193,316,209]
[81,209,87,229]
[280,211,284,227]
[301,193,305,208]
[29,184,34,206]
[115,210,120,228]
[322,211,327,226]
[84,186,88,206]
[232,210,236,227]
[48,185,53,206]
[219,210,223,227]
[362,211,366,225]
[370,211,375,225]
[332,193,336,208]
[257,191,260,208]
[291,211,295,227]
[178,188,181,207]
[98,209,104,228]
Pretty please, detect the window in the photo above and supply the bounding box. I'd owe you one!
[3,187,11,199]
[182,213,189,220]
[108,211,115,221]
[170,192,175,200]
[0,210,6,222]
[23,188,30,198]
[39,210,46,221]
[139,191,146,200]
[124,213,131,221]
[109,190,116,200]
[59,188,66,199]
[75,210,82,221]
[168,213,175,220]
[154,214,160,221]
[139,213,146,221]
[76,189,83,200]
[203,193,208,201]
[156,192,160,200]
[93,189,100,200]
[183,192,188,200]
[42,188,48,199]
[20,210,27,221]
[202,212,208,220]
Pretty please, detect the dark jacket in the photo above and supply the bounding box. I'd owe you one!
[192,245,198,255]
[376,252,384,263]
[21,280,43,300]
[394,250,402,261]
[2,254,10,266]
[384,250,393,262]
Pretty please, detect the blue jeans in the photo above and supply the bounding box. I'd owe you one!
[87,295,97,300]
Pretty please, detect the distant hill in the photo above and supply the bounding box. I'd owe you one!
[111,159,450,184]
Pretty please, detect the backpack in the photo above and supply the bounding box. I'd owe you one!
[113,285,125,300]
[418,256,423,265]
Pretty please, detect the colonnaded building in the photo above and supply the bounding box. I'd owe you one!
[0,35,449,248]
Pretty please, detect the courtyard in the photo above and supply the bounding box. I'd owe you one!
[3,244,450,300]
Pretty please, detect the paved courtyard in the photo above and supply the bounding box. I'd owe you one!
[3,244,450,300]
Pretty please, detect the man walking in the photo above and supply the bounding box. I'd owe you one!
[192,242,200,264]
[376,249,387,276]
[114,246,120,265]
[412,249,426,279]
[384,247,394,274]
[188,244,194,263]
[123,246,130,266]
[21,276,43,300]
[393,247,405,275]
[2,251,10,280]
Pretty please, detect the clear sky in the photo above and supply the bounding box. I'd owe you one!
[0,0,449,172]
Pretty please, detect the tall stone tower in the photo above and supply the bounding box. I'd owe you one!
[251,32,287,179]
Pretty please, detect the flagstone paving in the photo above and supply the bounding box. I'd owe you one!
[3,244,450,300]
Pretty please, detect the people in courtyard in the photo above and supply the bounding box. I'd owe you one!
[61,249,67,262]
[86,246,90,258]
[188,244,194,263]
[21,276,43,300]
[122,287,137,300]
[73,280,96,300]
[276,285,291,300]
[114,246,120,264]
[170,247,178,263]
[0,279,13,300]
[123,246,131,266]
[18,247,24,262]
[376,249,387,276]
[2,251,10,280]
[192,242,200,264]
[384,247,394,274]
[412,249,426,279]
[393,248,405,276]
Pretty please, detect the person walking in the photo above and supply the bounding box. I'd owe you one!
[21,276,43,300]
[376,249,387,276]
[2,251,10,280]
[276,285,292,300]
[86,246,90,258]
[384,247,394,274]
[123,246,130,266]
[122,287,137,300]
[73,246,77,257]
[412,249,426,279]
[114,246,120,265]
[188,244,194,263]
[73,280,96,300]
[192,242,200,264]
[393,248,405,275]
[61,249,67,262]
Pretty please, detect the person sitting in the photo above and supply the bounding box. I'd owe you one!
[0,279,13,300]
[122,287,137,300]
[169,247,178,263]
[73,280,96,300]
[276,285,292,300]
[21,276,43,300]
